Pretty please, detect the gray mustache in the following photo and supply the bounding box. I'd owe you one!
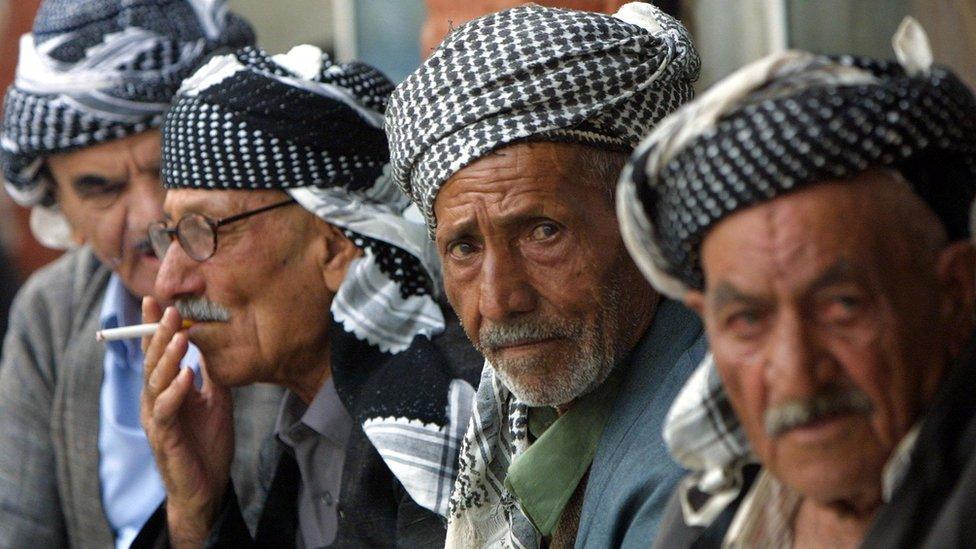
[176,297,231,322]
[764,387,873,437]
[479,317,576,350]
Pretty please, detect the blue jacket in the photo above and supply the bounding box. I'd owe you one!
[576,299,707,548]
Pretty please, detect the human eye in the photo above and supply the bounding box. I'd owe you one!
[73,175,127,206]
[528,221,560,242]
[724,307,767,339]
[447,239,479,260]
[820,291,868,325]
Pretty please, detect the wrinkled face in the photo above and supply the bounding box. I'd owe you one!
[47,130,165,298]
[435,142,656,407]
[154,189,337,388]
[689,171,976,507]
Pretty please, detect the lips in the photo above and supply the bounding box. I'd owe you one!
[493,337,561,353]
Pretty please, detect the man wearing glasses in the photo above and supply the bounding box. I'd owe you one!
[133,46,479,548]
[0,1,280,548]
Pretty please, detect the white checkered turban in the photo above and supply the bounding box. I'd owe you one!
[163,45,445,354]
[617,18,976,298]
[1,0,253,208]
[386,2,700,236]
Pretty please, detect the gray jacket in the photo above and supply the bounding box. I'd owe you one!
[0,247,281,547]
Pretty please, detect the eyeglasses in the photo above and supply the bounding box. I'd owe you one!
[149,198,298,262]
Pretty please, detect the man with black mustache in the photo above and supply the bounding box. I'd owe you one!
[618,19,976,548]
[0,2,280,547]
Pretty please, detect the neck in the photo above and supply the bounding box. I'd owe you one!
[793,493,881,549]
[279,335,333,405]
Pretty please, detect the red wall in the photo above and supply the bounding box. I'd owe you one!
[2,0,60,277]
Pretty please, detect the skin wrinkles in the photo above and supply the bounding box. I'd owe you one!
[47,130,166,298]
[436,141,657,408]
[155,188,361,402]
[685,169,976,547]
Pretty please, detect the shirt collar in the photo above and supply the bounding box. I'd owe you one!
[724,424,923,546]
[503,359,628,537]
[99,274,143,367]
[276,376,354,449]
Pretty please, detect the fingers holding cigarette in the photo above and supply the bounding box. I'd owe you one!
[147,331,191,421]
[142,307,185,395]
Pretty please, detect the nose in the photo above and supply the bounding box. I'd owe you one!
[478,246,537,322]
[127,171,166,232]
[154,240,206,304]
[765,311,835,399]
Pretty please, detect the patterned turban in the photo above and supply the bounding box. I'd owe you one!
[164,45,444,354]
[386,2,701,236]
[617,18,976,298]
[164,47,471,517]
[1,0,253,208]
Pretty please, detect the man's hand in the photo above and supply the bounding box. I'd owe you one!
[140,297,235,548]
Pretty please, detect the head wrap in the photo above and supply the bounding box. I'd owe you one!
[165,44,443,353]
[386,2,700,236]
[165,45,469,517]
[617,17,976,299]
[1,0,253,248]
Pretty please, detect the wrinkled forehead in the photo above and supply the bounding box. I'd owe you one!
[699,180,896,296]
[163,188,288,219]
[433,144,595,235]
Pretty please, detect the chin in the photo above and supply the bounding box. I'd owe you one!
[203,358,255,388]
[773,446,885,506]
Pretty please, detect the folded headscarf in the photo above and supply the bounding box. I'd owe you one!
[1,0,253,248]
[387,1,700,236]
[617,17,976,299]
[636,18,976,527]
[164,46,468,516]
[388,3,702,546]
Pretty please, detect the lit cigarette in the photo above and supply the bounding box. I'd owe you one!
[96,320,194,342]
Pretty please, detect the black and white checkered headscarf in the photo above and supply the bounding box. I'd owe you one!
[386,2,700,236]
[618,18,976,299]
[164,44,444,353]
[165,46,468,518]
[1,0,253,208]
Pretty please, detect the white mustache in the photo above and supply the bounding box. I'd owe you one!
[764,387,873,437]
[478,317,577,350]
[176,297,231,322]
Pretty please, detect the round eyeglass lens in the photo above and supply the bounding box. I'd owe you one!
[177,213,217,261]
[148,221,172,260]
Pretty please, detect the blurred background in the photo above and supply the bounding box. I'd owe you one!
[1,0,974,284]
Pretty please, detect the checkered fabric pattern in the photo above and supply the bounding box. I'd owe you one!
[164,45,443,353]
[618,47,976,296]
[163,46,393,193]
[386,2,700,236]
[1,0,253,206]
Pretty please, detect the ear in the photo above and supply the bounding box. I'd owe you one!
[320,224,364,293]
[684,289,705,318]
[936,241,976,357]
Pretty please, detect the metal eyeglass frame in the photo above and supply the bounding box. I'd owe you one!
[149,197,298,261]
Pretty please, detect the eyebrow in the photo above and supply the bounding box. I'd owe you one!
[72,174,123,192]
[709,282,766,311]
[709,259,867,310]
[439,204,551,240]
[805,260,866,295]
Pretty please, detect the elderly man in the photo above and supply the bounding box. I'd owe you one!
[618,19,976,548]
[386,3,704,547]
[134,46,479,548]
[0,2,279,547]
